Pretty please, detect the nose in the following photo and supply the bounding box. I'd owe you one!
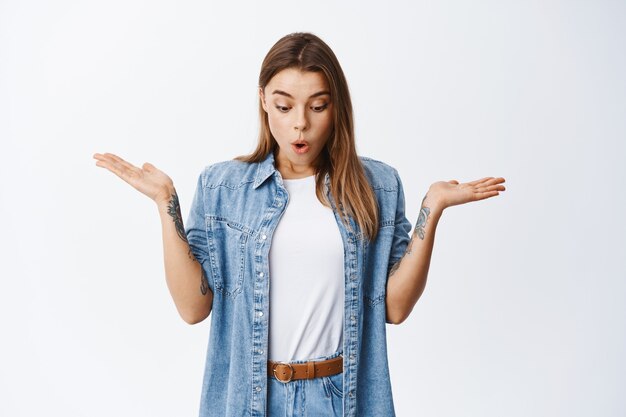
[293,108,309,132]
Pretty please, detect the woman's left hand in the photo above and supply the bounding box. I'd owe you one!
[426,177,506,212]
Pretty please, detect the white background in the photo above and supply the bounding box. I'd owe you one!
[1,1,625,416]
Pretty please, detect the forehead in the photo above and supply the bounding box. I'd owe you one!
[266,68,329,98]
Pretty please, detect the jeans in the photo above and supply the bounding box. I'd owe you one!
[267,349,344,417]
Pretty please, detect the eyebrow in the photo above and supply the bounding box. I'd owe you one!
[271,89,330,99]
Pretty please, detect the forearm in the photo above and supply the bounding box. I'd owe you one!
[157,189,212,324]
[385,195,443,324]
[385,175,506,324]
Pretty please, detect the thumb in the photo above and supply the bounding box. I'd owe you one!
[142,162,156,172]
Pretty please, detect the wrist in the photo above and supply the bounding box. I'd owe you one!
[156,185,177,210]
[423,188,446,215]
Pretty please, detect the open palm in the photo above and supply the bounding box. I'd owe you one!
[428,176,506,210]
[93,152,174,204]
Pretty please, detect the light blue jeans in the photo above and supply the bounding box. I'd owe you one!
[267,349,344,417]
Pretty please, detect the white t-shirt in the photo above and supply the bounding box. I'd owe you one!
[268,174,345,362]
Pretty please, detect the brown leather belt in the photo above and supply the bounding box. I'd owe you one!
[268,355,343,383]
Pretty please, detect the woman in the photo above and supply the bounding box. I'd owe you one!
[93,32,505,417]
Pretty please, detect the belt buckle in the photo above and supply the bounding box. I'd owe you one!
[273,362,295,383]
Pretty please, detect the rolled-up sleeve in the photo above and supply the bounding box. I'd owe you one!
[185,167,214,292]
[387,169,413,277]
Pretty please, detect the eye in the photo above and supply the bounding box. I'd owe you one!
[275,105,290,113]
[312,104,329,112]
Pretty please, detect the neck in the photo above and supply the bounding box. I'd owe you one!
[274,149,318,179]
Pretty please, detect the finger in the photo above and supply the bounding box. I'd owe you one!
[94,154,118,170]
[142,162,157,173]
[466,177,493,186]
[476,184,506,193]
[102,152,122,161]
[103,153,139,172]
[94,152,127,167]
[94,158,128,179]
[102,154,143,177]
[448,180,459,185]
[95,156,139,183]
[93,152,112,162]
[481,177,506,186]
[474,191,500,201]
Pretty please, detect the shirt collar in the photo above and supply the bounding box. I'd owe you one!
[253,151,278,189]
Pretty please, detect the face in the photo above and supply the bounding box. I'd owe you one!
[259,68,334,178]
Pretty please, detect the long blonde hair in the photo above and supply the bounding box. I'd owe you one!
[234,32,379,241]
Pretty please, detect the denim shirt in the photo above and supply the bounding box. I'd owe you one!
[185,151,413,417]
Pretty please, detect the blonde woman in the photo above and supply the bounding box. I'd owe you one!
[94,32,505,417]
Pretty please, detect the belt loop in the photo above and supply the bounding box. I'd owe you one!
[307,361,315,379]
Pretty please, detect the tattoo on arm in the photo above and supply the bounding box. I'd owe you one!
[188,248,210,296]
[389,258,402,277]
[388,194,432,278]
[414,195,431,240]
[167,192,189,244]
[200,268,209,295]
[166,193,210,296]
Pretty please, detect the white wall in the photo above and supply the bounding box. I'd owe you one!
[1,1,624,416]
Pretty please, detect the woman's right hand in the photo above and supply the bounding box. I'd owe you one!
[93,152,175,206]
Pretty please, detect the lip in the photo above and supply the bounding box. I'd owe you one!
[291,140,310,155]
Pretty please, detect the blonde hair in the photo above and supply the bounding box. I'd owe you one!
[234,32,379,241]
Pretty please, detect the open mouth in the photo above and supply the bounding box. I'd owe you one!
[292,142,310,154]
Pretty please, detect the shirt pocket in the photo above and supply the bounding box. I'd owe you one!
[206,216,253,298]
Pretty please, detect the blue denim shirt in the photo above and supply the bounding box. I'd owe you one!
[185,151,412,417]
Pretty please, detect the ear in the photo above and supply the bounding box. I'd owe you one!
[259,87,268,113]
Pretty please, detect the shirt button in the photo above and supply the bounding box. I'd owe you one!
[349,354,355,360]
[258,272,264,277]
[258,311,264,317]
[350,315,356,322]
[258,349,263,354]
[256,386,262,392]
[261,234,267,240]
